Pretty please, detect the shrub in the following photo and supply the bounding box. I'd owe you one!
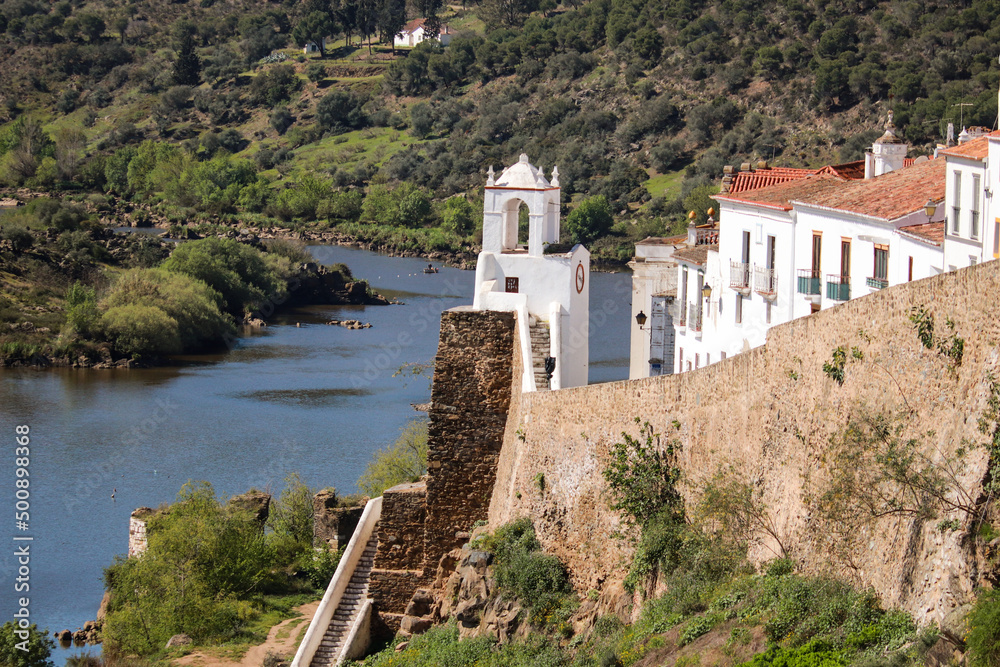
[161,237,280,316]
[100,268,233,352]
[357,419,428,497]
[0,622,54,667]
[968,589,1000,667]
[316,90,368,134]
[100,304,182,358]
[102,481,271,654]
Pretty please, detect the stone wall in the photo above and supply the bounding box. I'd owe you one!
[489,260,1000,625]
[423,307,516,568]
[370,307,517,633]
[370,481,430,631]
[128,508,155,557]
[312,490,364,550]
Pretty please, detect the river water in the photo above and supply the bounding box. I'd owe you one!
[0,244,631,661]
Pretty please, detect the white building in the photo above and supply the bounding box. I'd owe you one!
[394,18,454,48]
[473,155,590,390]
[628,235,684,378]
[628,118,1000,378]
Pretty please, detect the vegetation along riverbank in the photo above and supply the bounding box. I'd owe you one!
[0,197,390,368]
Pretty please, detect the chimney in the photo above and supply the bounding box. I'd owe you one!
[946,123,956,147]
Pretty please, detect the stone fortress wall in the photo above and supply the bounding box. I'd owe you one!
[489,259,1000,625]
[369,308,516,632]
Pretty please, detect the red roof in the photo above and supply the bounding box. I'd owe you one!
[672,244,716,266]
[716,173,849,211]
[792,157,945,222]
[936,132,1000,160]
[727,161,864,194]
[898,221,945,246]
[399,18,453,35]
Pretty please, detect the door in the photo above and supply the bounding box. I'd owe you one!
[649,295,673,376]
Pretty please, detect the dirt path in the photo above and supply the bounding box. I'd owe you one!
[173,600,320,667]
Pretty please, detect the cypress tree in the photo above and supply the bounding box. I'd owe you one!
[172,33,201,86]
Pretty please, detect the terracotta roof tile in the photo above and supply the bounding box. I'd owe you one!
[791,157,945,222]
[715,173,848,211]
[898,221,945,246]
[937,132,1000,160]
[672,244,716,266]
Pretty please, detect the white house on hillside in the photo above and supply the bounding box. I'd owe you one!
[629,117,1000,379]
[473,155,590,391]
[394,18,454,48]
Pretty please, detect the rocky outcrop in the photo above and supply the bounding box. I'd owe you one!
[228,491,271,523]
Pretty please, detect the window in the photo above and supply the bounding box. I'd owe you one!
[735,294,743,324]
[706,353,711,365]
[972,174,981,239]
[908,256,913,282]
[679,348,684,371]
[841,239,851,278]
[766,301,771,324]
[811,233,822,276]
[874,245,888,281]
[952,170,962,234]
[971,255,978,266]
[680,267,688,326]
[742,231,751,264]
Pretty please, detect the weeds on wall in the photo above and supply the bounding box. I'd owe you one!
[908,306,965,370]
[695,468,790,559]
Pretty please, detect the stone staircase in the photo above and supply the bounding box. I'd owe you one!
[529,321,551,390]
[308,532,379,667]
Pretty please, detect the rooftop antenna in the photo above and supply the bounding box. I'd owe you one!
[953,102,973,129]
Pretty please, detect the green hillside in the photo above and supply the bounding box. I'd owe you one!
[1,0,999,260]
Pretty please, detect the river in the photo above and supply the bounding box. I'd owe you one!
[0,244,631,661]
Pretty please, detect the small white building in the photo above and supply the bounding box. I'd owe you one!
[394,18,454,48]
[473,155,590,390]
[303,38,329,54]
[628,236,684,379]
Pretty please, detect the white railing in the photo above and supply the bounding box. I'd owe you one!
[291,496,382,667]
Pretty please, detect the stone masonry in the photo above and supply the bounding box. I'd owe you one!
[369,307,517,633]
[489,259,1000,625]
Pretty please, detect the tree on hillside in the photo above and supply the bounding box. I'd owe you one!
[566,195,613,245]
[376,0,404,54]
[479,0,539,30]
[292,11,337,57]
[173,32,201,86]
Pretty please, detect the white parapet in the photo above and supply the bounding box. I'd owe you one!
[290,496,382,667]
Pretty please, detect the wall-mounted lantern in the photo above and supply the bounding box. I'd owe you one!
[702,283,712,302]
[635,310,647,329]
[924,199,938,220]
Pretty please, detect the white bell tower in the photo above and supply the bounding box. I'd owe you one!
[473,155,590,391]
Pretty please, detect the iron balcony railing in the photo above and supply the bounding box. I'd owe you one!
[754,266,777,296]
[730,261,750,291]
[866,277,888,289]
[797,269,821,295]
[688,302,702,332]
[826,274,851,301]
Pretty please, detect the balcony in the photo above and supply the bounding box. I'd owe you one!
[866,277,888,290]
[695,227,719,245]
[754,266,777,300]
[730,261,751,294]
[688,302,702,333]
[797,269,821,295]
[826,275,850,301]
